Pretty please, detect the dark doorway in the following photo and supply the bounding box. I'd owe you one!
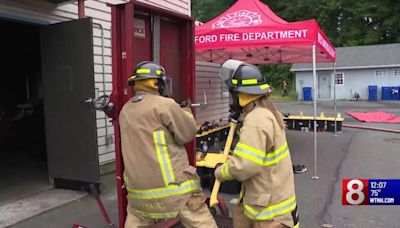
[0,19,49,203]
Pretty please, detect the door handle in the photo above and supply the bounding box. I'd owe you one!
[81,98,93,105]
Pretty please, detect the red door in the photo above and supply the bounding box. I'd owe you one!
[133,14,152,66]
[160,19,182,101]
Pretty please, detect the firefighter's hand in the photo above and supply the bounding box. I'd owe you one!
[180,99,192,108]
[214,164,227,182]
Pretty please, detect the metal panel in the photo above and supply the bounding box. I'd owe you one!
[41,17,99,190]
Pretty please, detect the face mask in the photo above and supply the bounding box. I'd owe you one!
[229,91,242,119]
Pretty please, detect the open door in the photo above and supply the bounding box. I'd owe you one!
[41,18,100,191]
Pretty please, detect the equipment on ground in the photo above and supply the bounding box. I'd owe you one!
[73,184,115,228]
[343,124,400,134]
[284,112,344,133]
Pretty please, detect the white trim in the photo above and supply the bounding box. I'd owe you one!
[291,64,400,72]
[334,72,344,86]
[375,69,387,77]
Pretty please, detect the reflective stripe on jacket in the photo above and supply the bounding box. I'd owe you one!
[119,90,200,219]
[215,99,298,227]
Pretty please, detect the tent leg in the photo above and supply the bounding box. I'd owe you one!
[312,44,319,180]
[333,62,338,136]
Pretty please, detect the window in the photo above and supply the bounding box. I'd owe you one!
[394,69,400,77]
[334,73,344,85]
[375,69,387,77]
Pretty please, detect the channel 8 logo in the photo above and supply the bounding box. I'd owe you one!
[342,179,369,205]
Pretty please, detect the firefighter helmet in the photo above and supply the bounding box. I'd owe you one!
[221,61,270,95]
[220,60,271,119]
[128,61,166,86]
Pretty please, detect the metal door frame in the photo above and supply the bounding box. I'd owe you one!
[109,1,194,227]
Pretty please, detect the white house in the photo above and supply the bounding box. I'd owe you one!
[291,43,400,100]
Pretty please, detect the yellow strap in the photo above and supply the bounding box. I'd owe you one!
[153,130,175,186]
[244,196,297,221]
[137,68,151,74]
[232,79,238,85]
[127,179,200,200]
[156,70,162,75]
[234,142,289,166]
[294,223,300,228]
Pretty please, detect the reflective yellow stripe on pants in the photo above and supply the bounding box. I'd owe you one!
[234,142,289,166]
[244,196,297,221]
[134,208,179,219]
[127,179,200,200]
[153,130,175,186]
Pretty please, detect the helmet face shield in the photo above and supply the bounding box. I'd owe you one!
[219,59,245,90]
[158,76,172,97]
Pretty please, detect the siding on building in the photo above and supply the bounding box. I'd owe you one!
[0,0,190,165]
[195,61,229,124]
[295,67,400,100]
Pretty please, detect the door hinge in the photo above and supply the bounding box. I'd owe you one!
[122,51,127,59]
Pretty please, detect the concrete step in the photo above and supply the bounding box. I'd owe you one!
[0,188,87,228]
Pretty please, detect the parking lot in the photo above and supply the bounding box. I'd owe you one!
[10,100,400,228]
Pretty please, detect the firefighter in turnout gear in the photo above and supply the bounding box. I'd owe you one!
[215,60,299,228]
[119,61,217,227]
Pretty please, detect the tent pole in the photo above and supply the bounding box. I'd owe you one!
[312,44,319,180]
[333,62,338,136]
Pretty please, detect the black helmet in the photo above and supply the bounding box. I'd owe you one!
[128,61,166,86]
[220,60,271,119]
[226,64,269,95]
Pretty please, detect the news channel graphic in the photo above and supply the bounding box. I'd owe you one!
[342,179,400,205]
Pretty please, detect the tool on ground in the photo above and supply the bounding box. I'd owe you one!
[209,119,238,207]
[343,124,400,134]
[72,184,115,228]
[89,184,116,228]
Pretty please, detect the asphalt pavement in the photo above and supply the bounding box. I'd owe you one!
[10,100,400,228]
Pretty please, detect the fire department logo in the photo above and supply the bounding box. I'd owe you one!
[212,10,262,29]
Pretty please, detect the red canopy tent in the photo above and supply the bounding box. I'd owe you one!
[195,0,335,63]
[195,0,337,178]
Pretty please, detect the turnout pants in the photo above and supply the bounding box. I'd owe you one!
[233,204,290,228]
[125,196,217,228]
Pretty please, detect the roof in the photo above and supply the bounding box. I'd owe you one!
[291,43,400,71]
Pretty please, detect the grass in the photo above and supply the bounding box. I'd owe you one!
[270,89,298,101]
